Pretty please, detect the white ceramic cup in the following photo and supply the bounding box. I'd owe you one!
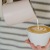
[3,0,36,25]
[27,26,50,46]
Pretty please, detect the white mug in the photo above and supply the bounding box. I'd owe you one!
[3,0,37,25]
[27,26,50,46]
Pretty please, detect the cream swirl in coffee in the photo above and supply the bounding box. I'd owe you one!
[28,26,50,34]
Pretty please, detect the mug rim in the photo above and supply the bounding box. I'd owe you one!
[27,25,50,34]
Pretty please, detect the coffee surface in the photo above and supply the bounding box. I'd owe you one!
[28,26,50,34]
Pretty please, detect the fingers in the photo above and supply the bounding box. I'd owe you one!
[49,38,50,44]
[30,43,36,50]
[25,39,36,50]
[37,45,41,50]
[45,39,50,48]
[25,39,30,44]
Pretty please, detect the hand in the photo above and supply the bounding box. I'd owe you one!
[25,39,50,50]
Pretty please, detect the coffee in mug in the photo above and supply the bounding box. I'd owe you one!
[27,26,50,46]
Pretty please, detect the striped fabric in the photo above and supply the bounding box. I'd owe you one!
[0,0,50,50]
